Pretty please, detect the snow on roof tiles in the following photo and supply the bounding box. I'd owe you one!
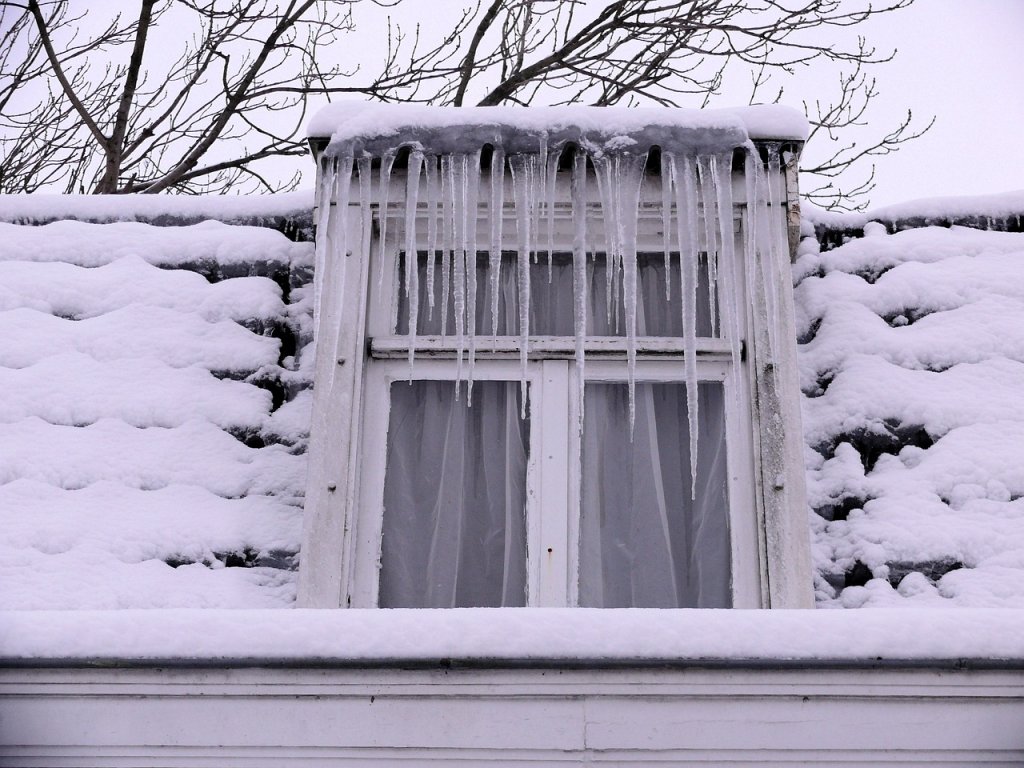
[796,210,1024,608]
[0,215,312,610]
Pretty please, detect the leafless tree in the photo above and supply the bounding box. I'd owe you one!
[1,0,930,206]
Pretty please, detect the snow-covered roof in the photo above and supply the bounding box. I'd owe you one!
[797,192,1024,608]
[1,186,1023,621]
[307,102,808,156]
[0,204,314,609]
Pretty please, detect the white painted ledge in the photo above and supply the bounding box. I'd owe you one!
[2,607,1024,664]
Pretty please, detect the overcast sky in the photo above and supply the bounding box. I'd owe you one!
[324,0,1024,209]
[790,0,1024,208]
[18,0,1024,208]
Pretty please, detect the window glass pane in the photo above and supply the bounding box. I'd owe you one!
[578,381,731,608]
[397,252,715,337]
[379,380,529,608]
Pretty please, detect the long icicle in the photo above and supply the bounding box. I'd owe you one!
[697,154,720,335]
[510,154,532,418]
[660,150,673,300]
[440,154,454,339]
[452,152,468,393]
[312,157,337,327]
[571,149,588,443]
[375,150,396,297]
[405,150,424,378]
[712,150,746,451]
[425,155,439,321]
[619,152,647,436]
[465,148,482,402]
[489,147,505,346]
[673,152,701,498]
[545,147,559,282]
[593,157,617,330]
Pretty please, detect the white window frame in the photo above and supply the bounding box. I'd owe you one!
[298,149,814,610]
[345,201,762,609]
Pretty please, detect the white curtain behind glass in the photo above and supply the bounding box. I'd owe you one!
[579,381,731,608]
[385,251,729,609]
[398,252,714,337]
[379,380,528,608]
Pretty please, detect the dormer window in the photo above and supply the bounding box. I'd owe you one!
[299,105,813,610]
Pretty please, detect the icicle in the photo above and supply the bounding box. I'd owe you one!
[313,157,337,326]
[765,142,785,370]
[619,153,646,435]
[545,148,559,282]
[509,154,532,417]
[440,154,454,339]
[425,155,439,320]
[532,135,547,265]
[404,150,423,377]
[452,153,468,393]
[712,151,747,471]
[465,149,482,401]
[753,145,781,375]
[660,150,673,300]
[571,149,588,441]
[671,152,701,496]
[489,147,505,346]
[375,150,396,297]
[592,158,617,330]
[696,155,720,335]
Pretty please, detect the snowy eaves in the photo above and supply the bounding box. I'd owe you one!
[306,102,808,157]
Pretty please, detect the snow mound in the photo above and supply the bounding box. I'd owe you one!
[797,220,1024,607]
[0,218,311,610]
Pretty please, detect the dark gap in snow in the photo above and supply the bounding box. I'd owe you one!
[844,561,874,588]
[816,420,933,470]
[164,548,298,570]
[802,370,834,399]
[881,307,936,328]
[854,265,894,285]
[815,494,869,522]
[887,560,964,588]
[796,317,822,345]
[225,425,266,449]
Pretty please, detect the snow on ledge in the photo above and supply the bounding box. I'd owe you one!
[2,608,1023,663]
[0,191,314,225]
[307,102,807,156]
[805,189,1024,230]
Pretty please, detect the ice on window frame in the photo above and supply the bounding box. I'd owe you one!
[317,129,789,496]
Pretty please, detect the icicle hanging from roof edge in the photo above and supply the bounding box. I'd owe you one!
[545,147,559,282]
[669,151,702,497]
[509,153,533,418]
[425,155,439,321]
[465,149,483,401]
[440,154,454,339]
[765,142,785,365]
[312,156,337,331]
[489,147,505,347]
[660,151,673,301]
[571,148,589,441]
[696,155,721,336]
[711,150,747,478]
[404,150,424,378]
[620,153,647,435]
[452,153,468,395]
[592,158,616,331]
[375,150,396,298]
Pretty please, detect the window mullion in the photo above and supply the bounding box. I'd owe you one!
[533,359,571,606]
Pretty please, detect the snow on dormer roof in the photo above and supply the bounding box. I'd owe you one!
[307,102,808,157]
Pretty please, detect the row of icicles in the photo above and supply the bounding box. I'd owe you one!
[314,141,788,493]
